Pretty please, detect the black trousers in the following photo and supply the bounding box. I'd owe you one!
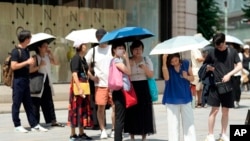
[89,79,99,127]
[32,76,56,124]
[232,76,241,102]
[112,90,126,141]
[12,77,37,127]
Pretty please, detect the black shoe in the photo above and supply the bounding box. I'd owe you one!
[78,133,92,140]
[69,134,78,141]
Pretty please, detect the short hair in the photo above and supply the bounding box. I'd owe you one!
[130,40,144,54]
[17,29,31,43]
[111,42,126,56]
[95,28,107,37]
[212,33,225,46]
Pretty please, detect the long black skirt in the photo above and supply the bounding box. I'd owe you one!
[124,80,156,135]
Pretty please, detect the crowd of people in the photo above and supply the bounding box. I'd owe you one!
[10,29,246,141]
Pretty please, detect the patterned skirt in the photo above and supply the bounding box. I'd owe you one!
[67,82,93,128]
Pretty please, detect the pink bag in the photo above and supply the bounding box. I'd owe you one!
[108,58,123,90]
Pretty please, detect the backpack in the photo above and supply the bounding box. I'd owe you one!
[108,58,123,90]
[2,48,21,87]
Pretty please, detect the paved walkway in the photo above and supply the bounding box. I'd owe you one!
[0,94,250,141]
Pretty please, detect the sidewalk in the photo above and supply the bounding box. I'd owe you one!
[0,99,249,141]
[1,92,250,114]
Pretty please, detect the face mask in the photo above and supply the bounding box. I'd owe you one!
[116,49,124,57]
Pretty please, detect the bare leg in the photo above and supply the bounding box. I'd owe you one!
[70,127,76,136]
[142,134,146,141]
[97,105,106,130]
[221,107,229,134]
[79,127,84,135]
[130,134,135,140]
[208,107,219,135]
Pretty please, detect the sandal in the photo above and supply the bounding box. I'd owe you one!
[51,122,65,127]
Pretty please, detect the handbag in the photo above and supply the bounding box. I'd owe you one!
[73,82,90,95]
[143,57,158,102]
[29,55,44,94]
[147,77,159,102]
[108,58,123,90]
[122,80,137,108]
[215,81,233,94]
[30,72,44,94]
[73,59,91,95]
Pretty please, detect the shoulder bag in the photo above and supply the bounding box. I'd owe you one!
[73,59,90,95]
[144,57,158,102]
[108,58,123,91]
[30,55,44,94]
[122,78,137,108]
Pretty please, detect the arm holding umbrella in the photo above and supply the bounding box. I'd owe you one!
[162,54,169,80]
[47,49,59,65]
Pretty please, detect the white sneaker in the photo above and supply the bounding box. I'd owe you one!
[100,129,108,139]
[109,129,114,138]
[220,134,229,141]
[205,134,215,141]
[14,126,28,133]
[31,124,48,132]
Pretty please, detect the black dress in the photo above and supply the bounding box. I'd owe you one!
[124,80,156,135]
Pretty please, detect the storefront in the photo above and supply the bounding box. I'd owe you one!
[0,0,164,83]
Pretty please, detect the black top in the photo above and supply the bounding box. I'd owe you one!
[70,54,89,81]
[204,47,240,82]
[242,54,250,71]
[11,46,30,78]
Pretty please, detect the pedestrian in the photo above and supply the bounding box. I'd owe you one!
[124,40,156,141]
[242,44,250,91]
[227,43,243,108]
[68,40,92,141]
[110,42,131,141]
[204,33,242,141]
[162,53,196,141]
[85,28,115,139]
[11,29,48,133]
[191,48,204,108]
[30,41,64,127]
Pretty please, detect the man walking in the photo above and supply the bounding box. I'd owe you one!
[204,33,242,141]
[11,30,48,133]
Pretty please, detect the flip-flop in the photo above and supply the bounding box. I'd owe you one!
[51,123,65,127]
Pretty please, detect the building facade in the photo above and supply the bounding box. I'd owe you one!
[0,0,198,102]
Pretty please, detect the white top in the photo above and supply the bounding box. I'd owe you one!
[191,49,203,75]
[31,54,55,98]
[130,56,153,81]
[85,45,113,87]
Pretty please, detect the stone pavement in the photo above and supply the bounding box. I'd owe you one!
[0,94,250,141]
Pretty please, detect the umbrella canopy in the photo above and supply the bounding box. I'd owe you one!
[225,35,244,45]
[65,28,98,43]
[99,26,154,44]
[27,33,56,51]
[150,35,210,55]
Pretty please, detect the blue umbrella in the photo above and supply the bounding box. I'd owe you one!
[99,26,154,44]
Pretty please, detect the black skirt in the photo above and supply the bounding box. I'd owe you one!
[124,80,156,135]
